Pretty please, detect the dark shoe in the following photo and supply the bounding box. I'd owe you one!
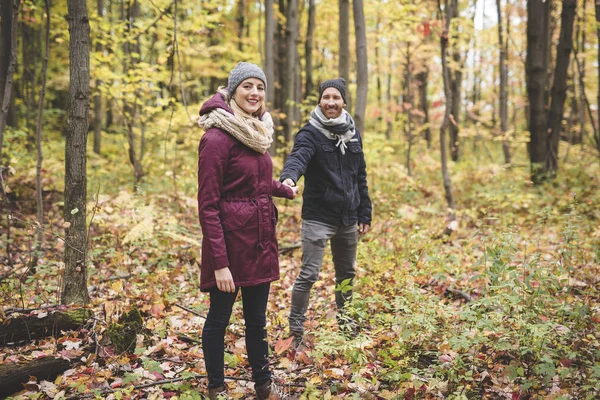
[207,385,229,400]
[338,315,360,338]
[255,379,297,400]
[292,332,305,351]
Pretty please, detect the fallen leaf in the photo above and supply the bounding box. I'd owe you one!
[274,336,294,355]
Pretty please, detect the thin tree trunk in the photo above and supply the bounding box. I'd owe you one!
[353,0,368,135]
[273,0,286,144]
[284,0,298,144]
[304,0,315,98]
[526,0,552,183]
[0,0,13,108]
[385,42,393,139]
[21,16,41,150]
[339,0,351,111]
[264,0,276,155]
[237,0,245,52]
[0,0,19,160]
[124,0,143,190]
[416,68,431,148]
[449,2,462,162]
[596,0,600,154]
[440,0,457,229]
[573,54,598,143]
[375,15,382,119]
[574,0,585,140]
[62,0,91,306]
[93,0,103,155]
[258,1,263,67]
[33,0,50,272]
[497,0,511,164]
[405,45,413,176]
[545,0,577,177]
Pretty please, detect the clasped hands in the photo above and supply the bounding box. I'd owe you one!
[282,178,300,198]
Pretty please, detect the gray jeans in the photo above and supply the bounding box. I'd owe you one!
[288,219,358,335]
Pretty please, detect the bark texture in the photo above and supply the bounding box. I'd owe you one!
[63,0,91,305]
[526,0,552,183]
[353,0,368,134]
[545,0,576,175]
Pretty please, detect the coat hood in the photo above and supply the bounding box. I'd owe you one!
[199,92,233,117]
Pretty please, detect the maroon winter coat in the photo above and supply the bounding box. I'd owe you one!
[197,93,294,291]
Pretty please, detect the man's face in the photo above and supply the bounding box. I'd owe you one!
[319,87,344,119]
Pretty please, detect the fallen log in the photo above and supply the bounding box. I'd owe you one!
[0,357,71,398]
[0,309,93,345]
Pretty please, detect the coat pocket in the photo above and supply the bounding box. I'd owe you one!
[346,144,363,173]
[220,202,257,232]
[320,143,338,170]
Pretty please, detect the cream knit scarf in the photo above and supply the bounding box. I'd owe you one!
[198,91,274,154]
[309,106,356,154]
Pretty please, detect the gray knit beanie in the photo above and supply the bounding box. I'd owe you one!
[318,78,347,104]
[227,62,267,97]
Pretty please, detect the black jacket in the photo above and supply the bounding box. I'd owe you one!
[280,123,372,226]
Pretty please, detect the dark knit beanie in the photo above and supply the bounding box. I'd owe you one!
[227,62,267,97]
[318,78,347,104]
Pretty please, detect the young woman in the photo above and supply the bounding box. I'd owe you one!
[197,62,298,400]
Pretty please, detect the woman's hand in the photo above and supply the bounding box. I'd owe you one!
[215,267,235,292]
[282,179,300,199]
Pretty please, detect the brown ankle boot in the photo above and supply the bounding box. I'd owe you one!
[255,379,297,400]
[207,385,229,400]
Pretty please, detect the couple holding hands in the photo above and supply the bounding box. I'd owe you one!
[197,62,372,399]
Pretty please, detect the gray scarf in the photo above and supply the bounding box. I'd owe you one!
[309,106,356,154]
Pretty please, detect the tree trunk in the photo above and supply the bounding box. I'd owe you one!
[265,0,276,155]
[375,15,382,119]
[440,0,457,230]
[449,2,462,162]
[21,14,41,150]
[339,0,351,111]
[124,0,143,190]
[237,0,245,52]
[416,68,432,148]
[273,0,286,149]
[595,0,600,154]
[405,46,413,176]
[575,0,585,140]
[63,0,91,306]
[385,41,393,139]
[93,0,104,155]
[545,0,576,177]
[33,0,50,272]
[497,0,511,164]
[353,0,368,135]
[0,357,72,398]
[304,0,315,98]
[526,0,552,183]
[0,0,12,106]
[284,0,299,144]
[0,0,19,161]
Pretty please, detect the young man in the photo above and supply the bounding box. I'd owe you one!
[280,78,372,346]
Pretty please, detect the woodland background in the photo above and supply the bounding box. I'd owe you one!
[0,0,599,399]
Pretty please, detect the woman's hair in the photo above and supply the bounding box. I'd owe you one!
[217,86,265,117]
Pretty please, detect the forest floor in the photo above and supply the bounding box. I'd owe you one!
[1,135,600,399]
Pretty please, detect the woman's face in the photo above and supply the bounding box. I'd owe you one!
[233,78,265,115]
[319,87,344,119]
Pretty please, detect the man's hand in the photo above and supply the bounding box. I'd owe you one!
[358,223,370,235]
[282,179,300,199]
[215,267,235,292]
